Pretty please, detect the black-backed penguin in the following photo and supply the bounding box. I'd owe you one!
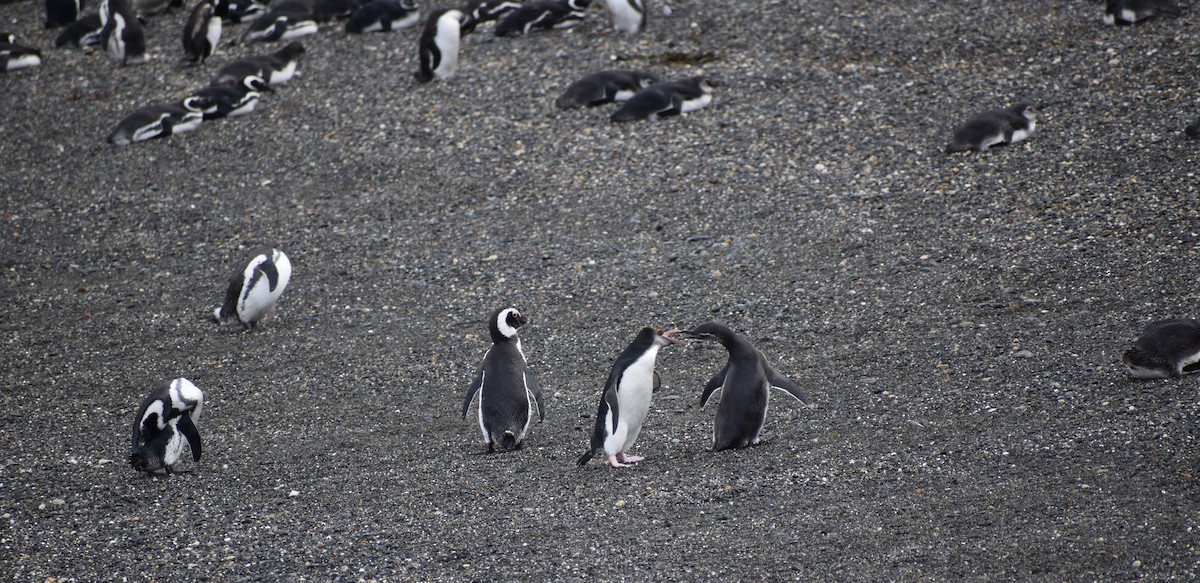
[1186,120,1200,139]
[183,0,221,64]
[678,322,809,452]
[243,1,319,42]
[610,76,714,122]
[1122,318,1200,379]
[310,0,363,21]
[460,0,521,34]
[187,75,271,119]
[133,0,181,17]
[1104,0,1181,24]
[45,0,84,28]
[212,0,267,22]
[345,0,419,33]
[577,327,681,468]
[494,0,590,36]
[414,8,464,83]
[600,0,644,34]
[556,69,659,109]
[130,378,204,474]
[211,42,305,86]
[945,103,1036,153]
[212,247,292,331]
[461,307,546,453]
[100,0,147,65]
[55,13,104,47]
[106,101,204,145]
[0,37,43,72]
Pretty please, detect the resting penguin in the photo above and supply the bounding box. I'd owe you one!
[100,0,147,65]
[212,247,292,331]
[461,307,546,453]
[556,70,660,109]
[211,42,305,86]
[493,0,590,36]
[0,37,43,72]
[345,0,419,33]
[130,378,204,474]
[183,0,221,64]
[577,327,681,468]
[45,0,84,28]
[106,100,205,145]
[945,103,1037,153]
[413,8,465,83]
[56,13,104,47]
[610,76,714,122]
[460,0,521,34]
[678,322,809,452]
[1122,318,1200,379]
[243,1,319,43]
[212,0,268,23]
[1103,0,1181,25]
[186,75,272,119]
[600,0,644,34]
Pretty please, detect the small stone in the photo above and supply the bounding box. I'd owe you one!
[1013,350,1033,359]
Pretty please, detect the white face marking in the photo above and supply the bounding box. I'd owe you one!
[496,308,520,339]
[130,113,169,142]
[140,400,166,430]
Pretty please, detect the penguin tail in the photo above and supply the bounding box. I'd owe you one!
[576,448,597,467]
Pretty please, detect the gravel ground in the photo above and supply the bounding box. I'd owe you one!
[2,0,1200,579]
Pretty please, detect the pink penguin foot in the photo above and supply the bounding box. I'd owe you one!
[607,455,632,468]
[617,453,644,463]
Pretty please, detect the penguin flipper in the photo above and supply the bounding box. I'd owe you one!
[576,448,597,467]
[461,369,483,419]
[767,365,809,404]
[699,363,728,407]
[177,413,203,461]
[524,372,545,422]
[258,255,281,291]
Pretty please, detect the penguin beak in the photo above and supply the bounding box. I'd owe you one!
[662,328,684,344]
[675,330,711,341]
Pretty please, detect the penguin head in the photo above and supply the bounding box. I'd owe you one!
[278,41,306,61]
[243,74,273,92]
[1010,102,1035,122]
[644,326,683,347]
[677,321,732,342]
[489,307,528,341]
[1121,346,1175,379]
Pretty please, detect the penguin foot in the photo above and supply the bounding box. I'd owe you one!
[617,453,643,463]
[606,455,632,468]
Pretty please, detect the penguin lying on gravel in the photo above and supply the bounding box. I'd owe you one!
[345,0,419,33]
[1103,0,1181,25]
[678,322,809,452]
[609,76,713,122]
[945,103,1036,153]
[45,0,84,28]
[556,70,659,109]
[106,100,205,145]
[494,0,590,37]
[1122,318,1200,379]
[578,327,681,468]
[462,308,545,453]
[0,34,43,72]
[212,247,292,331]
[460,0,521,34]
[211,42,305,86]
[56,13,105,48]
[243,0,319,42]
[130,378,204,474]
[186,74,272,119]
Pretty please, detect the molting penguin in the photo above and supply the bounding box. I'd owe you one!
[494,0,590,36]
[183,0,221,64]
[461,308,546,453]
[106,100,205,145]
[610,76,714,122]
[556,69,659,109]
[345,0,419,33]
[1104,0,1181,25]
[678,322,809,452]
[243,1,319,42]
[414,8,464,83]
[211,42,304,86]
[945,103,1037,153]
[1122,318,1200,379]
[577,327,681,468]
[45,0,84,28]
[130,378,204,474]
[100,0,147,65]
[0,37,43,72]
[460,0,521,34]
[212,247,292,331]
[600,0,644,34]
[186,74,272,119]
[56,13,104,47]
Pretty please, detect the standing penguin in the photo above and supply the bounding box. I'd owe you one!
[577,327,681,468]
[600,0,644,34]
[414,8,465,83]
[1103,0,1181,25]
[212,247,292,331]
[1122,318,1200,379]
[45,0,84,28]
[130,378,205,474]
[610,76,714,122]
[678,322,809,451]
[461,307,546,453]
[945,103,1037,153]
[100,0,147,65]
[183,0,221,63]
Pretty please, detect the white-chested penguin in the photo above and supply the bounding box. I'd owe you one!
[211,42,304,86]
[183,0,221,64]
[945,103,1037,153]
[1122,318,1200,379]
[130,378,204,474]
[212,247,292,331]
[106,100,205,145]
[556,70,659,109]
[345,0,419,33]
[0,36,43,72]
[243,0,319,42]
[678,322,809,452]
[100,0,147,65]
[1104,0,1181,25]
[494,0,590,36]
[56,13,104,48]
[45,0,84,28]
[461,307,546,453]
[414,8,465,83]
[600,0,644,34]
[460,0,521,34]
[212,0,268,23]
[577,327,681,468]
[610,76,714,122]
[186,74,272,119]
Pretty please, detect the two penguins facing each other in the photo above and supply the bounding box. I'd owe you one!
[461,309,811,467]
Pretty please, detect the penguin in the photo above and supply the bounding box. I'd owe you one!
[577,327,681,468]
[461,307,546,453]
[212,247,292,331]
[345,0,419,33]
[106,100,205,145]
[211,42,305,86]
[494,0,590,36]
[100,0,147,65]
[212,0,268,23]
[460,0,521,34]
[600,0,644,34]
[1121,318,1200,379]
[677,322,809,452]
[610,76,714,122]
[311,0,362,21]
[414,8,464,83]
[1103,0,1181,25]
[243,1,319,43]
[183,0,221,64]
[945,103,1037,153]
[55,13,104,48]
[45,0,84,28]
[186,75,271,119]
[0,37,43,72]
[556,70,660,109]
[130,378,204,474]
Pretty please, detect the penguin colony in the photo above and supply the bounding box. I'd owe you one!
[2,1,1194,473]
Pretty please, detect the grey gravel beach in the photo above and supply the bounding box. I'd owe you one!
[2,0,1199,579]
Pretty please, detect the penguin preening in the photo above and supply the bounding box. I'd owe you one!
[609,76,714,122]
[345,0,419,33]
[106,100,205,145]
[100,0,148,66]
[461,308,546,453]
[56,13,104,48]
[577,327,681,468]
[212,247,292,331]
[186,74,272,119]
[1122,318,1200,379]
[678,322,809,452]
[493,0,590,37]
[211,42,305,86]
[130,378,204,474]
[1103,0,1181,25]
[414,8,465,83]
[556,70,660,109]
[183,0,221,63]
[600,0,644,34]
[945,103,1037,153]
